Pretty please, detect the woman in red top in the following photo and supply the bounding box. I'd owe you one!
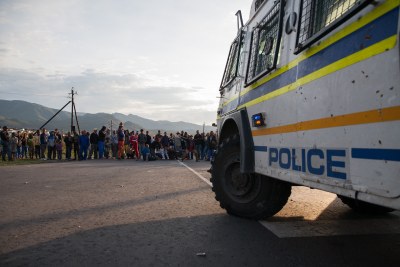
[129,131,140,160]
[117,124,125,160]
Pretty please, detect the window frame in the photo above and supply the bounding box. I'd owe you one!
[245,0,284,87]
[295,0,374,54]
[255,0,266,12]
[220,31,244,90]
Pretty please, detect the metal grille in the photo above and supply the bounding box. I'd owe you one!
[220,33,243,88]
[246,1,281,85]
[296,0,371,52]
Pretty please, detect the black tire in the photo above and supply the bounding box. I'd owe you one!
[337,195,395,214]
[211,134,291,220]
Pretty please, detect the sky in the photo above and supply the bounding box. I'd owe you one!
[0,0,250,125]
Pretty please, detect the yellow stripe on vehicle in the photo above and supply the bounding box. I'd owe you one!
[252,106,400,137]
[237,35,397,110]
[221,1,400,108]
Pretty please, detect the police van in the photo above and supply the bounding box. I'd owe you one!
[211,0,400,219]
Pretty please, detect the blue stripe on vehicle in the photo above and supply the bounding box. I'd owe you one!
[222,97,239,114]
[239,67,297,106]
[351,148,400,161]
[236,8,399,108]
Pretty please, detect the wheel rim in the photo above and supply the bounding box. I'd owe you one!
[224,161,261,203]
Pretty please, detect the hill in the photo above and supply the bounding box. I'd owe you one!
[0,100,214,133]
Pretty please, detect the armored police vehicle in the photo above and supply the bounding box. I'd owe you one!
[212,0,400,219]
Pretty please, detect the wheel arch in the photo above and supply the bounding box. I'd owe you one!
[218,108,254,173]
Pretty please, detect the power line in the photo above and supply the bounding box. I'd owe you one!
[0,91,68,98]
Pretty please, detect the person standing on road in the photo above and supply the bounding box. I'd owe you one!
[105,129,111,159]
[40,128,48,160]
[155,130,162,142]
[15,131,21,159]
[138,129,146,159]
[194,130,202,162]
[207,131,217,161]
[53,129,61,160]
[188,135,199,162]
[145,131,152,146]
[9,132,18,161]
[56,139,63,160]
[1,126,11,161]
[98,126,106,159]
[149,137,161,159]
[79,130,89,160]
[88,129,99,159]
[180,132,188,161]
[160,132,170,160]
[27,132,35,159]
[47,131,56,160]
[124,130,131,159]
[33,130,41,159]
[203,132,210,161]
[174,132,186,161]
[64,132,73,160]
[72,131,79,160]
[20,132,28,159]
[111,130,118,159]
[117,124,125,160]
[129,131,140,160]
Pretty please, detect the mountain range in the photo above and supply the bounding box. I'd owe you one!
[0,100,214,133]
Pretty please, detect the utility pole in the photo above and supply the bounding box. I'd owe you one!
[69,87,81,134]
[71,87,74,133]
[39,88,80,133]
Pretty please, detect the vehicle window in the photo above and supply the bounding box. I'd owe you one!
[220,32,243,89]
[246,1,282,85]
[296,0,372,53]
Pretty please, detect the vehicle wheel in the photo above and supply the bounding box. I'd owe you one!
[211,134,291,220]
[337,195,394,214]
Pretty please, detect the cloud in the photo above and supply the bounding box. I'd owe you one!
[0,67,218,124]
[0,0,251,125]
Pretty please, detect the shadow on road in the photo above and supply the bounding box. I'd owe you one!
[1,214,400,267]
[0,185,210,232]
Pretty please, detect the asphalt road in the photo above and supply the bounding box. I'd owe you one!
[0,159,399,266]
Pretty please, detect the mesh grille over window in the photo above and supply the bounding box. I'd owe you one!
[246,1,282,85]
[296,0,372,53]
[220,33,243,88]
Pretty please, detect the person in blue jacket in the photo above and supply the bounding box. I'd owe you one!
[79,130,90,160]
[141,144,150,161]
[47,131,56,160]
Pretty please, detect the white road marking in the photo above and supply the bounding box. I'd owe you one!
[178,161,400,238]
[178,161,212,187]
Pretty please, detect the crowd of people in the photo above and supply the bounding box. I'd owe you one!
[0,124,218,163]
